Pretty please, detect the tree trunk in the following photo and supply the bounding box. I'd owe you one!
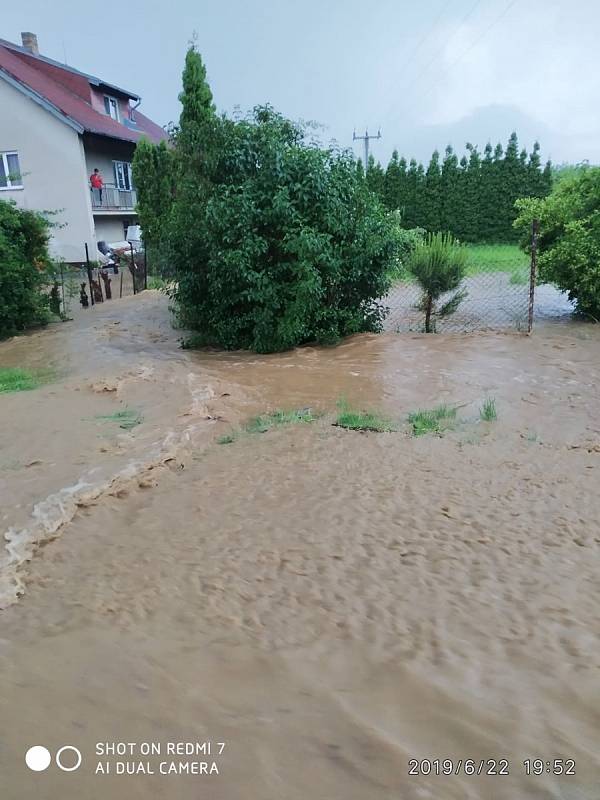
[424,293,433,333]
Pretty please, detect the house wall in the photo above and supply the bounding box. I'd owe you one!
[94,217,129,244]
[0,77,95,263]
[83,134,136,187]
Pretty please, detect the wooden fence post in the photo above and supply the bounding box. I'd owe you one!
[527,219,539,333]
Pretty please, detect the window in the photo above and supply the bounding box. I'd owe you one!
[0,151,22,189]
[104,95,120,121]
[113,161,133,191]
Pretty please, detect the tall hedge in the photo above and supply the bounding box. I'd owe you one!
[372,133,552,243]
[0,200,51,338]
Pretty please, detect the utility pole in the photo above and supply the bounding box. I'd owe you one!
[353,128,381,169]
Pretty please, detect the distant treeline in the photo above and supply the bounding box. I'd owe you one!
[364,132,553,243]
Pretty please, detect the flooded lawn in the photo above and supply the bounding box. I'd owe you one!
[1,292,599,799]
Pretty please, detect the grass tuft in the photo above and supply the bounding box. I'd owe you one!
[217,433,237,445]
[0,367,55,394]
[95,408,144,430]
[334,400,395,432]
[408,404,457,436]
[479,397,497,422]
[244,408,318,434]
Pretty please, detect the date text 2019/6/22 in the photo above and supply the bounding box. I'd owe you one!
[408,759,576,776]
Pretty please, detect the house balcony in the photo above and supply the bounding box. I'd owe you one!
[91,183,137,214]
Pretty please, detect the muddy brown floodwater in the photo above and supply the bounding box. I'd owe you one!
[1,292,599,799]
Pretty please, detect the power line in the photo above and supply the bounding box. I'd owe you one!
[394,0,455,79]
[411,0,520,107]
[398,0,484,94]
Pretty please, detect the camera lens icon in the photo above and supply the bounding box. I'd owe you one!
[25,746,51,772]
[25,745,82,772]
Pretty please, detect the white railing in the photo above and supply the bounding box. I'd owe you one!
[91,183,137,211]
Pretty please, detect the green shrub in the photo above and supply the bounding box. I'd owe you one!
[136,47,397,353]
[387,211,425,280]
[514,167,600,319]
[0,200,52,338]
[176,108,396,351]
[407,232,468,332]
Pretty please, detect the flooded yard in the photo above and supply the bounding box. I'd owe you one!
[1,292,599,799]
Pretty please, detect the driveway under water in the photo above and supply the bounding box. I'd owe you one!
[1,292,599,799]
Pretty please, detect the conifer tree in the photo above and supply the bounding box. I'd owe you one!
[383,150,402,210]
[500,132,521,241]
[422,150,442,232]
[366,155,385,198]
[464,143,482,241]
[403,159,419,227]
[527,141,543,196]
[440,145,459,234]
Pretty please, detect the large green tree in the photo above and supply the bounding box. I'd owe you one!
[135,47,398,352]
[514,167,600,318]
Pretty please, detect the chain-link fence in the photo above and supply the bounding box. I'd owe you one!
[383,230,575,333]
[384,267,533,333]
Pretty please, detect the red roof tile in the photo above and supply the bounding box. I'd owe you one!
[0,42,167,144]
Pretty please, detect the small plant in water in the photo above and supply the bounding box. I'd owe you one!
[244,408,318,434]
[479,397,497,422]
[96,408,144,430]
[407,232,468,333]
[408,404,457,436]
[0,367,54,394]
[334,400,395,432]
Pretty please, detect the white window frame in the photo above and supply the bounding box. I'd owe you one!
[113,161,133,191]
[0,151,23,190]
[104,95,120,122]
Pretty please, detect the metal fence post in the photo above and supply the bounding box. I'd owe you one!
[130,242,137,295]
[527,219,539,333]
[85,242,94,306]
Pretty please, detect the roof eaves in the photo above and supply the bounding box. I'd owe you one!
[0,66,84,133]
[0,38,140,101]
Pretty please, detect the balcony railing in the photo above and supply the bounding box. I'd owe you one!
[91,183,137,211]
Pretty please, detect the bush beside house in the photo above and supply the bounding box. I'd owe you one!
[0,199,52,338]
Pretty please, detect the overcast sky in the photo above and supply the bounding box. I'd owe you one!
[4,0,599,165]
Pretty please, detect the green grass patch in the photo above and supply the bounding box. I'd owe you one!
[0,367,54,394]
[245,408,318,434]
[147,275,170,291]
[479,397,497,422]
[217,433,237,445]
[509,267,529,286]
[465,244,529,277]
[408,404,457,436]
[334,400,395,432]
[95,407,143,430]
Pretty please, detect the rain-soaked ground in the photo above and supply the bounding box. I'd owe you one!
[1,291,599,800]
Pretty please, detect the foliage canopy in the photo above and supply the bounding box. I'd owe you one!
[0,200,51,338]
[134,48,397,352]
[514,167,600,319]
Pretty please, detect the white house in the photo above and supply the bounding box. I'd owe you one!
[0,32,167,262]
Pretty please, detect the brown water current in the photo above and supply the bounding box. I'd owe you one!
[1,291,599,799]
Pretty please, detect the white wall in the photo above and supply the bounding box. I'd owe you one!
[0,77,96,263]
[94,217,128,243]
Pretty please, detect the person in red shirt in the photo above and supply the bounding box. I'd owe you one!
[90,168,104,203]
